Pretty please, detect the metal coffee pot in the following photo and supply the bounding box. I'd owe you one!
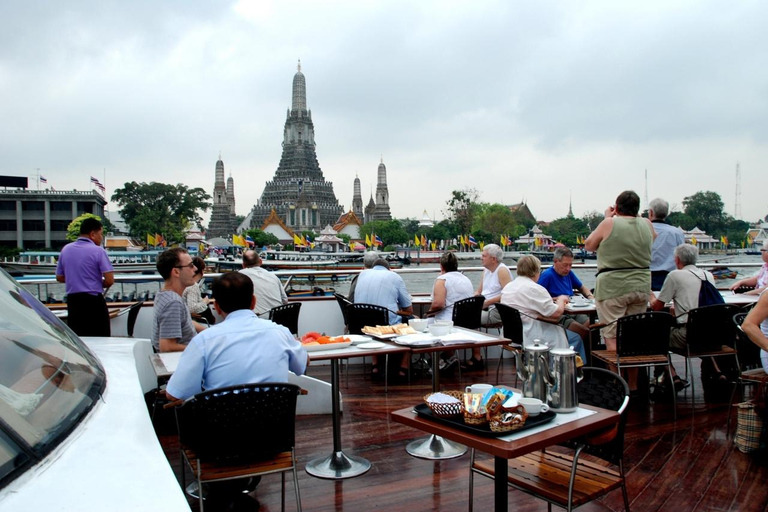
[512,340,551,402]
[541,348,582,413]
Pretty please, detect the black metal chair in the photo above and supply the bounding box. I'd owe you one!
[591,311,677,417]
[452,295,484,330]
[126,299,145,338]
[173,383,304,512]
[345,303,390,335]
[469,367,630,512]
[494,303,524,384]
[334,293,352,333]
[669,304,741,399]
[269,303,302,335]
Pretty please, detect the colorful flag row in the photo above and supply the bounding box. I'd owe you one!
[365,233,383,247]
[292,233,315,248]
[147,233,166,247]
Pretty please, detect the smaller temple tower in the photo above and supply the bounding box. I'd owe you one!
[207,155,238,239]
[226,174,236,215]
[373,158,392,221]
[352,173,363,219]
[364,194,376,224]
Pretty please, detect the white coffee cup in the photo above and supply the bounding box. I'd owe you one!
[519,397,550,416]
[465,383,493,395]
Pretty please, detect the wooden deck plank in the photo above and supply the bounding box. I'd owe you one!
[154,358,768,511]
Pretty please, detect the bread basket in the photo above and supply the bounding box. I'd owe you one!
[488,404,528,433]
[423,391,464,417]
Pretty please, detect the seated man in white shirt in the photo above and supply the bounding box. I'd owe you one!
[166,272,309,401]
[500,255,586,361]
[239,249,289,317]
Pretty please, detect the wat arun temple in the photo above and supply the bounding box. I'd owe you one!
[246,63,347,232]
[211,62,392,239]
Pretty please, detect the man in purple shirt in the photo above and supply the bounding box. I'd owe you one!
[55,217,114,336]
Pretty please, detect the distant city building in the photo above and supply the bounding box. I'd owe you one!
[0,188,106,250]
[246,61,343,232]
[207,155,238,239]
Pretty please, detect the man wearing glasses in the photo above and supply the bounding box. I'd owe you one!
[152,247,207,352]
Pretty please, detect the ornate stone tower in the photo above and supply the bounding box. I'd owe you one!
[373,158,392,221]
[247,61,343,232]
[208,155,238,238]
[352,173,363,220]
[226,174,236,215]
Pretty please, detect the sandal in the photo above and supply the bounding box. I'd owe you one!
[461,356,485,371]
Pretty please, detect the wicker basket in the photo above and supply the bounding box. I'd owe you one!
[463,409,489,425]
[489,404,528,433]
[424,390,464,417]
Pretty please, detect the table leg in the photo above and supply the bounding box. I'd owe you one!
[494,456,508,512]
[406,351,467,460]
[305,359,371,479]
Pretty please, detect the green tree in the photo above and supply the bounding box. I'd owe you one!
[360,220,409,246]
[66,213,104,242]
[444,188,480,235]
[666,211,696,231]
[111,182,211,244]
[683,191,726,234]
[544,216,589,246]
[472,203,521,241]
[581,211,604,233]
[242,228,279,247]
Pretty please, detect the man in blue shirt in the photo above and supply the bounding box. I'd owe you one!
[353,258,413,379]
[166,272,308,401]
[537,247,593,342]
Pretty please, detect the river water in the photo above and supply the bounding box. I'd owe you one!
[22,253,763,303]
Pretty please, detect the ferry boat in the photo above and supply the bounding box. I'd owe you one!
[0,250,164,275]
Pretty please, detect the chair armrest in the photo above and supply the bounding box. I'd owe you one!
[299,388,309,395]
[163,399,184,409]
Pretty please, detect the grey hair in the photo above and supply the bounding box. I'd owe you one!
[516,255,541,278]
[648,198,669,220]
[674,243,698,266]
[363,251,379,268]
[553,246,573,261]
[483,243,503,263]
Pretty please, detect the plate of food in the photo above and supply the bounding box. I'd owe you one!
[300,332,353,351]
[362,323,418,338]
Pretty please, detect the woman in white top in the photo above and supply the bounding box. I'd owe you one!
[431,252,475,321]
[743,290,768,371]
[429,251,474,372]
[500,255,586,361]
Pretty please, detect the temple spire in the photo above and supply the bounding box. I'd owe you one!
[291,59,306,111]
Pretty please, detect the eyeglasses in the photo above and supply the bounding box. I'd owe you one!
[761,249,767,253]
[175,262,197,270]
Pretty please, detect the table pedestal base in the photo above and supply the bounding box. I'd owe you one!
[406,434,467,460]
[305,450,371,479]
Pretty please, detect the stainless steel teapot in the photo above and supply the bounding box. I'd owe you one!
[512,340,551,402]
[541,348,582,413]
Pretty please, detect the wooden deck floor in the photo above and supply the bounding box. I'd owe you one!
[156,355,768,511]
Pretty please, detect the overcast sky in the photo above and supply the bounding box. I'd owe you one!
[2,1,766,227]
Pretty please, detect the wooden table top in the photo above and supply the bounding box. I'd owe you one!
[391,403,618,460]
